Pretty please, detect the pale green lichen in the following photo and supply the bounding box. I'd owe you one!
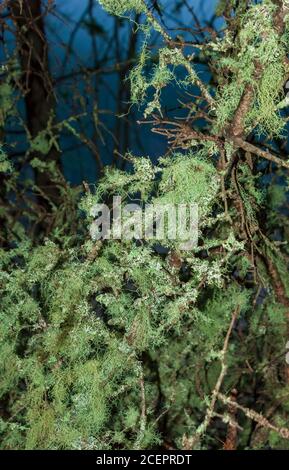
[0,146,12,173]
[214,1,287,136]
[98,0,145,16]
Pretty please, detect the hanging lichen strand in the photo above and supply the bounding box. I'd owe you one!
[1,0,289,450]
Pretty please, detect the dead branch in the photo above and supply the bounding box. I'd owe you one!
[218,393,289,440]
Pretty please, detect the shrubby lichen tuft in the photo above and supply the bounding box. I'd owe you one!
[98,0,145,16]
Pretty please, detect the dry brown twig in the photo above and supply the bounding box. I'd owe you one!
[233,138,289,171]
[218,393,289,441]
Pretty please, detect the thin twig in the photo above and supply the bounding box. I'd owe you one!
[218,393,289,440]
[142,1,215,108]
[182,306,240,449]
[233,138,289,170]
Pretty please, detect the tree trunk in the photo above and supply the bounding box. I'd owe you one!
[10,0,61,208]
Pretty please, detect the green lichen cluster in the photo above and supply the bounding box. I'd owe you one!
[98,0,145,16]
[1,0,289,451]
[1,138,287,448]
[129,45,192,118]
[0,146,12,173]
[0,215,247,449]
[214,2,288,136]
[1,232,287,448]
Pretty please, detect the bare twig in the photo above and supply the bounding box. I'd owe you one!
[233,138,289,171]
[218,393,289,440]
